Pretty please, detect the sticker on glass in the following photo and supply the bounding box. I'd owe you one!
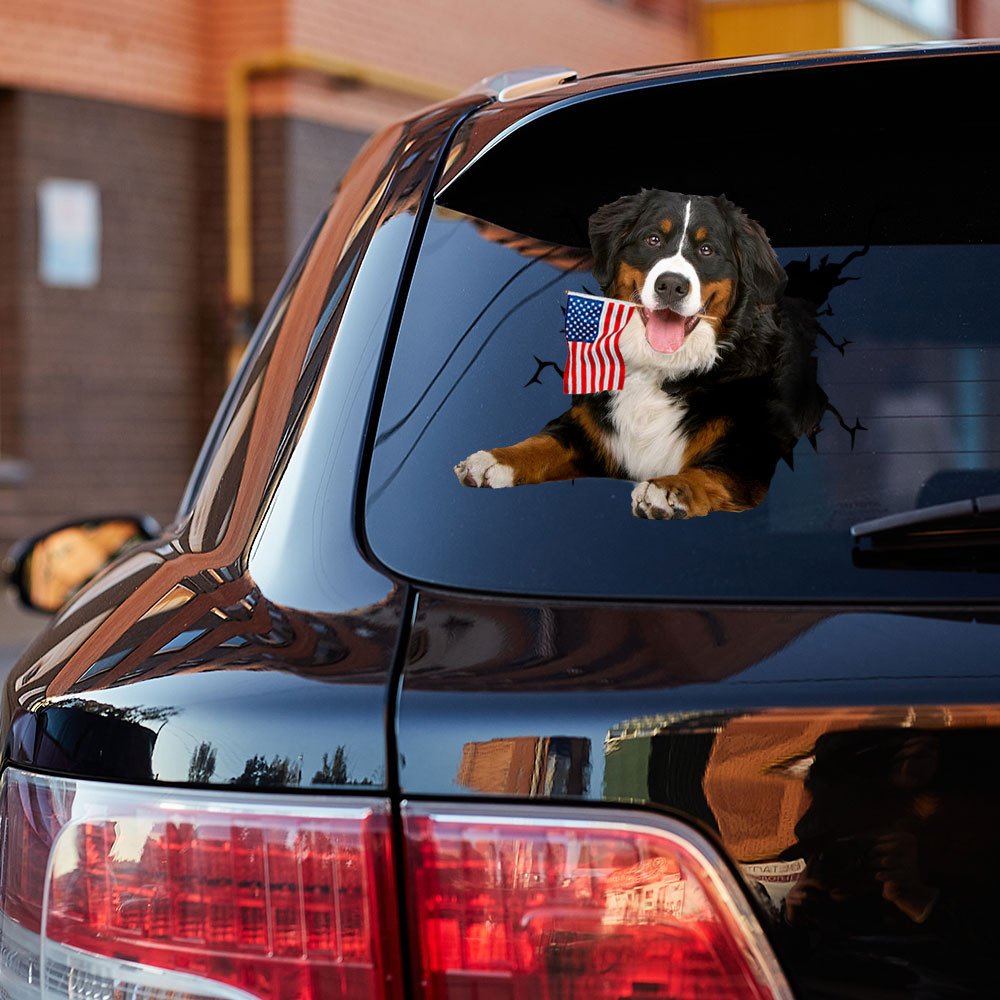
[455,189,859,519]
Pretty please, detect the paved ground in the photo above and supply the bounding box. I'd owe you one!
[0,594,47,680]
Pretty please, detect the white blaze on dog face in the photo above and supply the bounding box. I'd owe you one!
[639,199,703,317]
[590,190,749,376]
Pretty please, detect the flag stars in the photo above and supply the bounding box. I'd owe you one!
[564,291,633,395]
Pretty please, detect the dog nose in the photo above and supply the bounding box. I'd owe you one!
[654,272,690,304]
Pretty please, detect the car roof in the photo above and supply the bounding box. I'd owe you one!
[434,38,1000,248]
[438,38,1000,200]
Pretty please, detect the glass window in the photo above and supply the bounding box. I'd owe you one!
[364,55,1000,601]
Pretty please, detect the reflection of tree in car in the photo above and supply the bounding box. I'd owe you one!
[188,741,218,783]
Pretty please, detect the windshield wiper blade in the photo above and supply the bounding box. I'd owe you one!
[851,494,1000,572]
[851,493,1000,542]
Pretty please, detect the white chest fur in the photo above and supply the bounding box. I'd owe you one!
[608,369,688,481]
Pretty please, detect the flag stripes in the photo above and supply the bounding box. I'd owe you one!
[563,292,634,395]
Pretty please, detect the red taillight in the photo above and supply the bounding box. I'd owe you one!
[0,768,402,999]
[0,769,788,1000]
[403,804,789,1000]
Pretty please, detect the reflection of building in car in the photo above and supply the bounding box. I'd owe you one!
[457,735,590,796]
[604,712,719,828]
[739,860,806,913]
[604,856,686,925]
[25,519,144,611]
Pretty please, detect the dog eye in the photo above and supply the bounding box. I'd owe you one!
[644,233,661,247]
[698,244,715,256]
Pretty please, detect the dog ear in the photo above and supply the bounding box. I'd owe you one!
[588,191,649,291]
[714,196,786,306]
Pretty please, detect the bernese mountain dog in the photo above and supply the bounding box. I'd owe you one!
[454,189,824,519]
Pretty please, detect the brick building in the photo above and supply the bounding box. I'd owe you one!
[0,0,696,546]
[0,0,990,547]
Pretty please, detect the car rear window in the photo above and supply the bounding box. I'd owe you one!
[364,53,1000,601]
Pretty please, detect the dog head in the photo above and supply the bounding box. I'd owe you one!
[588,190,785,378]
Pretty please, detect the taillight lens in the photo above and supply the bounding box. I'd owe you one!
[0,769,788,1000]
[403,804,789,1000]
[0,767,401,1000]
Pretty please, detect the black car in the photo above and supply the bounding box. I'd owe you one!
[2,43,999,1000]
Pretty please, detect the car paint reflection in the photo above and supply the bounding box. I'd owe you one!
[7,571,401,787]
[401,591,1000,996]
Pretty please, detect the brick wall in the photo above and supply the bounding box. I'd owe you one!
[0,0,696,547]
[0,92,207,538]
[0,0,696,130]
[252,116,369,311]
[274,0,695,130]
[0,87,374,546]
[0,94,23,465]
[292,0,692,86]
[0,0,207,113]
[959,0,1000,37]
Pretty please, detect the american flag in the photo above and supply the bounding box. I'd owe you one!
[563,291,635,395]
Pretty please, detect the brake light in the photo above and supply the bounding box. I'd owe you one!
[0,769,788,1000]
[0,768,401,999]
[403,804,789,1000]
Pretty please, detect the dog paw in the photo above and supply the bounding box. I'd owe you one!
[631,479,690,519]
[454,450,515,488]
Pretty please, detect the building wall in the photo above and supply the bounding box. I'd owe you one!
[0,92,369,541]
[0,92,208,537]
[841,1,931,44]
[0,94,23,468]
[702,0,948,58]
[282,0,695,131]
[0,0,696,129]
[0,0,696,548]
[959,0,1000,36]
[252,116,369,315]
[0,1,208,114]
[703,0,842,58]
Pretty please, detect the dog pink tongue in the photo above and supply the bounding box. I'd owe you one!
[644,309,686,353]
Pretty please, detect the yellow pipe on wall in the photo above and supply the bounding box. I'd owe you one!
[225,50,456,360]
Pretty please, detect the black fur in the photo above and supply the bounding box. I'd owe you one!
[456,189,826,518]
[581,190,824,505]
[588,190,661,290]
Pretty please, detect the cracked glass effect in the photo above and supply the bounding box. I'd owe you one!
[364,205,1000,601]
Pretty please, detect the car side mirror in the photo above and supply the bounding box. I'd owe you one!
[3,515,161,613]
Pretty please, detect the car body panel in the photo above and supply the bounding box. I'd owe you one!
[399,592,1000,804]
[399,590,1000,997]
[2,93,489,789]
[7,582,398,787]
[437,40,1000,199]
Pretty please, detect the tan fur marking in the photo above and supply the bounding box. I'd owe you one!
[682,416,733,467]
[659,217,673,235]
[701,278,734,325]
[613,262,644,301]
[490,434,582,485]
[648,468,762,517]
[694,226,709,242]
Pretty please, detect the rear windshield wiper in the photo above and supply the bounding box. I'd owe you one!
[851,494,1000,572]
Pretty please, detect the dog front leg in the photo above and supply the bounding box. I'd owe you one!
[455,433,585,488]
[631,467,766,519]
